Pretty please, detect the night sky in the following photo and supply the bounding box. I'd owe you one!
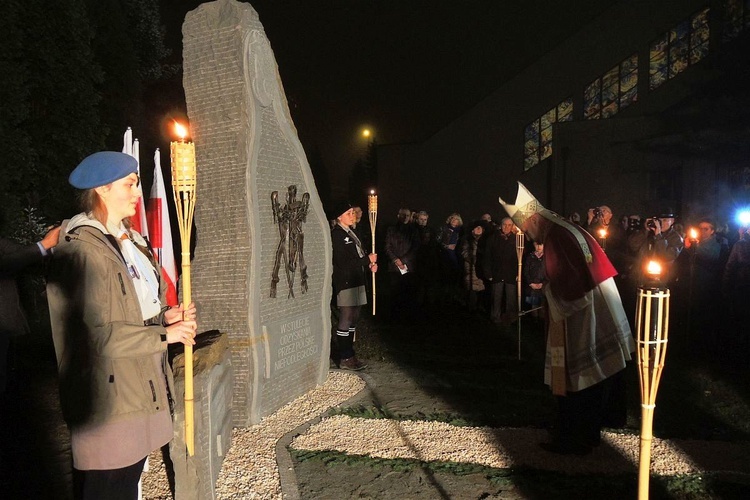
[160,0,613,195]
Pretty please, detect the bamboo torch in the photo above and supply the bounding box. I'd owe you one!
[170,121,197,456]
[368,190,378,315]
[515,227,525,360]
[635,260,670,499]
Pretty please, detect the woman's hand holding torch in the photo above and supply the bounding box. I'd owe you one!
[368,253,378,273]
[164,302,198,346]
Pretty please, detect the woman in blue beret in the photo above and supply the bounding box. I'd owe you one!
[47,151,197,499]
[330,202,377,370]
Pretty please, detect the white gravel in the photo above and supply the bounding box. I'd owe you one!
[141,370,750,498]
[141,371,365,499]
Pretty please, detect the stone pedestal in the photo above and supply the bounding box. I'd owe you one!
[170,331,233,500]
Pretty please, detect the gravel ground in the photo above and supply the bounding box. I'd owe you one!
[7,304,749,499]
[291,414,750,476]
[140,367,750,499]
[141,371,366,499]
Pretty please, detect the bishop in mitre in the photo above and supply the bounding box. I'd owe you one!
[500,182,634,455]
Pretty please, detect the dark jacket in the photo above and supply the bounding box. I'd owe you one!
[385,222,419,273]
[482,229,518,282]
[331,224,369,296]
[627,226,684,283]
[0,238,45,337]
[523,250,546,298]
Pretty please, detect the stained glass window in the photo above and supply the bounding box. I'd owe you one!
[584,54,639,120]
[649,7,710,91]
[722,0,750,42]
[523,98,573,170]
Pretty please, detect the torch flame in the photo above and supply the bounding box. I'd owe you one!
[598,228,607,238]
[689,228,698,240]
[174,121,189,140]
[370,189,375,195]
[646,260,662,276]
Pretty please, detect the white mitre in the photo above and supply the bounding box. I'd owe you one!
[499,181,593,262]
[498,182,544,227]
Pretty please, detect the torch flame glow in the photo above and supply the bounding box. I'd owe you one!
[689,228,698,240]
[598,228,607,238]
[174,121,188,140]
[646,260,662,276]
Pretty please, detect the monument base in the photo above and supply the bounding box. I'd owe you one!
[170,331,233,500]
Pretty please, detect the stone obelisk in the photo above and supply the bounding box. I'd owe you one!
[183,0,332,428]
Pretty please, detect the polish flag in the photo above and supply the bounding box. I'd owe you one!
[123,128,149,238]
[147,149,178,306]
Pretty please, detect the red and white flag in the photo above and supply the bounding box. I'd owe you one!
[147,149,178,306]
[123,128,149,238]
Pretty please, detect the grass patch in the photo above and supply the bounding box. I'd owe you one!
[291,449,749,499]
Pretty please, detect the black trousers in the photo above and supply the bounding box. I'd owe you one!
[74,456,147,500]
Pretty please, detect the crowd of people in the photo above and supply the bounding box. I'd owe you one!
[327,186,750,455]
[331,201,750,362]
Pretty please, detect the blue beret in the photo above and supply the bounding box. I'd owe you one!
[69,152,138,189]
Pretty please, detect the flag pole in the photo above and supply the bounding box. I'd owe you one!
[148,149,179,307]
[170,121,197,456]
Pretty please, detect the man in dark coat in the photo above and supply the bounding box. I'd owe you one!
[0,226,60,393]
[385,208,420,322]
[482,217,518,324]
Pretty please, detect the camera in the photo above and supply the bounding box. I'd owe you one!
[646,217,660,230]
[591,207,602,219]
[627,217,642,232]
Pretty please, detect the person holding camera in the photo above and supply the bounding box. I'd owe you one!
[586,206,609,229]
[626,209,684,284]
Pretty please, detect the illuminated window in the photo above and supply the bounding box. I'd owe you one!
[723,0,750,42]
[523,98,573,171]
[649,7,710,91]
[584,54,638,120]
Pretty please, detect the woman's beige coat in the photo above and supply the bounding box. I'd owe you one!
[47,213,174,469]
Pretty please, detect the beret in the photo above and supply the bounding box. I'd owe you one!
[327,200,352,221]
[69,152,138,189]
